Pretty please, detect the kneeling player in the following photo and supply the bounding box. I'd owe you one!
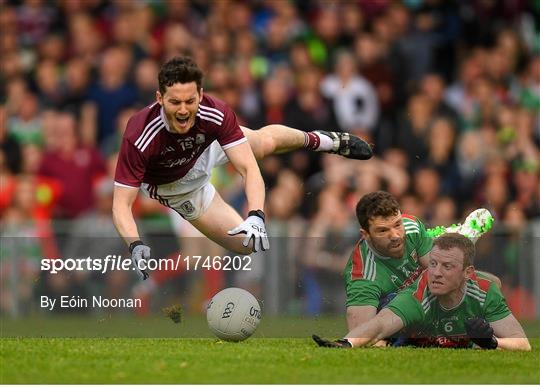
[314,233,531,351]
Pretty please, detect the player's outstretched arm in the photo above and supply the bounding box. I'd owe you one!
[345,308,404,347]
[491,314,532,351]
[112,185,141,245]
[313,308,404,348]
[113,185,150,280]
[224,142,269,252]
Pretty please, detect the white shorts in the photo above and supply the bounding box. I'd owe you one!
[141,141,229,221]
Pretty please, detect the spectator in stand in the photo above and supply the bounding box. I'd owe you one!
[431,196,458,226]
[285,65,340,179]
[320,50,379,136]
[355,32,396,115]
[35,60,63,108]
[420,73,460,126]
[396,93,434,171]
[38,112,106,219]
[302,187,357,315]
[445,54,485,125]
[412,166,441,221]
[60,57,91,116]
[426,117,460,197]
[7,92,42,146]
[87,46,138,147]
[134,58,160,106]
[66,12,104,65]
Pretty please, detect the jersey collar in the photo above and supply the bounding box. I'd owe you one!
[160,107,174,133]
[438,285,467,311]
[365,240,394,260]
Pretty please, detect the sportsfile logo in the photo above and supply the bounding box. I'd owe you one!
[40,255,253,274]
[41,255,132,274]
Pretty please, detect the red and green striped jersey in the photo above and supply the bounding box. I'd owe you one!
[387,270,511,348]
[344,215,433,307]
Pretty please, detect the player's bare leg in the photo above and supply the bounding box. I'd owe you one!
[346,305,377,331]
[189,190,253,255]
[241,125,373,160]
[241,125,303,157]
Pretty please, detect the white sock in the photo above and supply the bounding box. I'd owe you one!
[313,131,334,151]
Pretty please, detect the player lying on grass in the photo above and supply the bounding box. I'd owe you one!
[314,233,531,351]
[113,56,373,279]
[344,191,496,332]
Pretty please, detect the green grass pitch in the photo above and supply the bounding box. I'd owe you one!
[1,317,539,384]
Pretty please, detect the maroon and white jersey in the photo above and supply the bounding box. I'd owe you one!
[114,94,246,187]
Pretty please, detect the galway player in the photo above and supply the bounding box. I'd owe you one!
[314,233,531,351]
[345,191,495,331]
[113,56,372,279]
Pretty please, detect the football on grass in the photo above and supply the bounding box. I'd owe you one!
[206,287,262,342]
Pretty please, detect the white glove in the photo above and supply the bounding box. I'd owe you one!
[129,241,150,280]
[227,212,270,252]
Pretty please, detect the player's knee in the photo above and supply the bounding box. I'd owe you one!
[256,125,279,155]
[243,129,267,159]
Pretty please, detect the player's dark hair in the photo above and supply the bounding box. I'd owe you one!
[433,233,475,267]
[158,56,203,94]
[356,191,400,231]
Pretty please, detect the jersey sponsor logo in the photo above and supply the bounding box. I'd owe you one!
[414,335,471,348]
[160,157,190,168]
[180,200,195,215]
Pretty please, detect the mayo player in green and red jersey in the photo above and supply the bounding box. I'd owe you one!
[314,233,531,351]
[344,191,495,331]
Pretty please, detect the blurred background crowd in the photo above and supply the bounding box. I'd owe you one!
[1,0,539,319]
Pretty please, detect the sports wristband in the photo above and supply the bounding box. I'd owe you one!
[129,240,145,253]
[248,209,265,222]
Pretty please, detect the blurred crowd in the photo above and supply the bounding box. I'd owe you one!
[1,0,539,318]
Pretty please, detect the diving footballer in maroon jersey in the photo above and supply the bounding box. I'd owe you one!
[113,57,373,280]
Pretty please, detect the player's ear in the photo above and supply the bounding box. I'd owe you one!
[464,265,474,279]
[199,88,204,101]
[360,228,369,240]
[156,91,163,105]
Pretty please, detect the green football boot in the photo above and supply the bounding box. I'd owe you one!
[428,208,494,243]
